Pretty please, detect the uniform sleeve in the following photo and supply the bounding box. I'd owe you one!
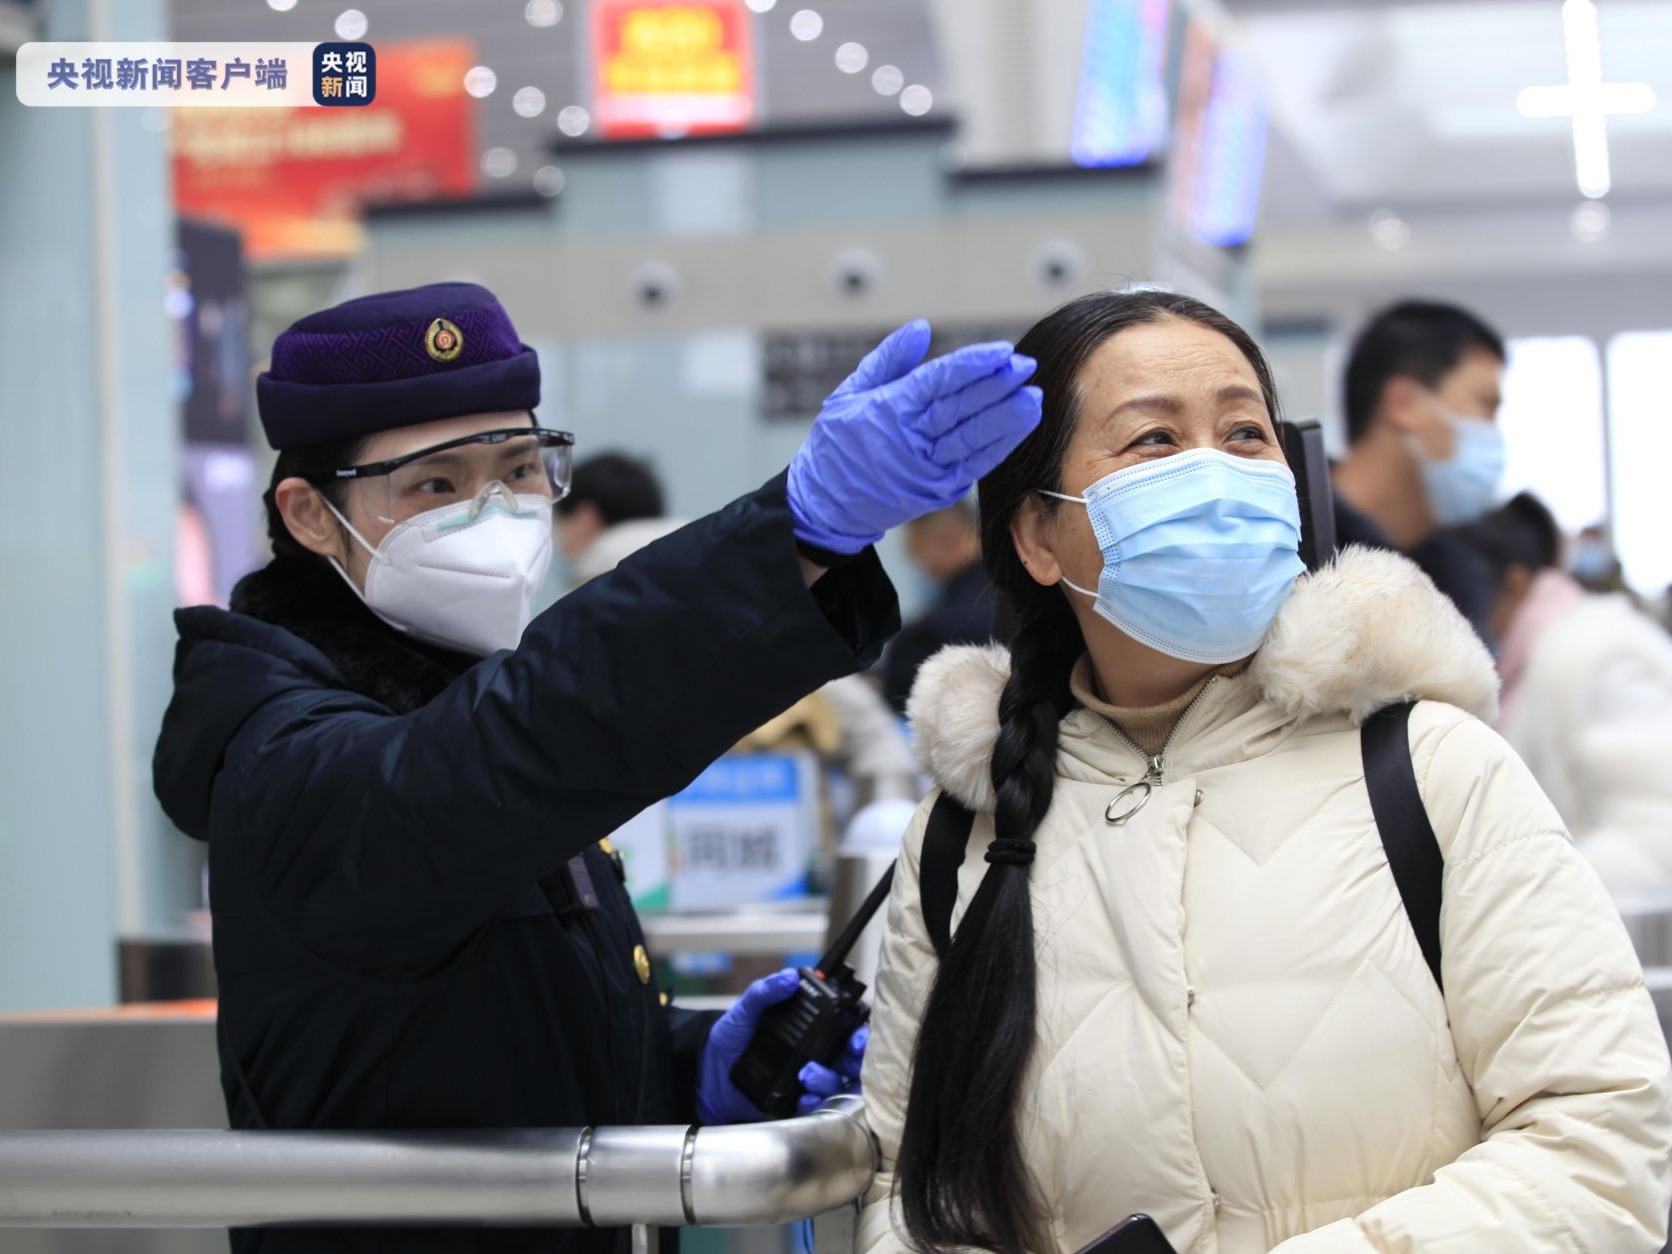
[1273,708,1672,1253]
[226,473,899,969]
[855,795,938,1254]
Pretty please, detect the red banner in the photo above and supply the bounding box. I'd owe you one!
[171,40,478,260]
[592,0,755,139]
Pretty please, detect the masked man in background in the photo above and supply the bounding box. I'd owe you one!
[1330,299,1507,645]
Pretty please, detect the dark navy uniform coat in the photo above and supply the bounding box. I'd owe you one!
[153,476,899,1254]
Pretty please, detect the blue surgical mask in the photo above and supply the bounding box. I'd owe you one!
[1042,449,1305,664]
[1416,407,1505,528]
[1571,540,1612,582]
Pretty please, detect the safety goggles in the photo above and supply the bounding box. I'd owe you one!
[307,427,575,524]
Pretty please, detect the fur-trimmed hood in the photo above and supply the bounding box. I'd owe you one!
[907,545,1499,813]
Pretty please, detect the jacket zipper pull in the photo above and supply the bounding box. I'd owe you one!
[1106,755,1166,827]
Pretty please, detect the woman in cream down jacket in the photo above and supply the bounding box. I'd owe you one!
[857,291,1672,1254]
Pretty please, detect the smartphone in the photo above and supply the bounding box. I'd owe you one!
[1279,418,1338,573]
[1075,1214,1177,1254]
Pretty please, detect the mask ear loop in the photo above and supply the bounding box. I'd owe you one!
[320,494,381,560]
[1029,488,1099,600]
[317,493,388,612]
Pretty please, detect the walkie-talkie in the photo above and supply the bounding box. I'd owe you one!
[730,863,896,1118]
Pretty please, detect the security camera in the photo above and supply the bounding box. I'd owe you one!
[829,248,882,299]
[1030,239,1089,289]
[629,261,680,310]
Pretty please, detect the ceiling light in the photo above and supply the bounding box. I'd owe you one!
[1517,0,1654,201]
[482,147,518,179]
[266,0,298,11]
[1566,0,1610,198]
[464,66,498,98]
[513,86,547,118]
[1518,82,1655,119]
[333,8,367,39]
[834,42,868,74]
[745,0,777,10]
[1368,209,1411,251]
[899,85,933,116]
[790,10,823,41]
[871,65,904,97]
[557,105,591,137]
[1571,200,1611,242]
[525,0,563,27]
[534,165,566,197]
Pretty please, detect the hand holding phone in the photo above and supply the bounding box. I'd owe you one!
[1074,1214,1177,1254]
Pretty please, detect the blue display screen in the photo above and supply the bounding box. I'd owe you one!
[1071,0,1172,168]
[1188,47,1268,247]
[1168,16,1269,250]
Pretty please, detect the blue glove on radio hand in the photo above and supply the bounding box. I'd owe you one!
[795,1025,867,1116]
[787,319,1043,555]
[696,971,872,1124]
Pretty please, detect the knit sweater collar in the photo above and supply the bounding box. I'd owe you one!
[1068,656,1249,758]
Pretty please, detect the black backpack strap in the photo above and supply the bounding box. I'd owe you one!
[920,792,977,959]
[1361,701,1445,992]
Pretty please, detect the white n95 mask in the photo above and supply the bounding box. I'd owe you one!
[1041,448,1305,664]
[325,482,554,657]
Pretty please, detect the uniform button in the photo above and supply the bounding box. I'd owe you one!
[1193,789,1204,807]
[1212,1189,1222,1210]
[633,944,651,985]
[599,837,617,855]
[1187,986,1196,1008]
[659,991,670,1007]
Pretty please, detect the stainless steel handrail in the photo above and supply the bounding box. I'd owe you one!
[0,1094,876,1230]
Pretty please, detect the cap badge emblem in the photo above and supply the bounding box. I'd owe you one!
[425,317,464,362]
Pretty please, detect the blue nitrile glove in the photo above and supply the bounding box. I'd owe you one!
[787,320,1043,554]
[795,1025,868,1116]
[697,969,802,1125]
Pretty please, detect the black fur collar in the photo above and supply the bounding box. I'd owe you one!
[229,555,477,715]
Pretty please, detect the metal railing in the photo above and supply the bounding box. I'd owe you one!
[0,1094,875,1233]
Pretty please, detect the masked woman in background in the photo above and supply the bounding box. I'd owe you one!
[857,290,1672,1254]
[1462,492,1672,893]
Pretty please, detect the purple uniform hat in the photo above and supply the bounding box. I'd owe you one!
[256,282,541,451]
